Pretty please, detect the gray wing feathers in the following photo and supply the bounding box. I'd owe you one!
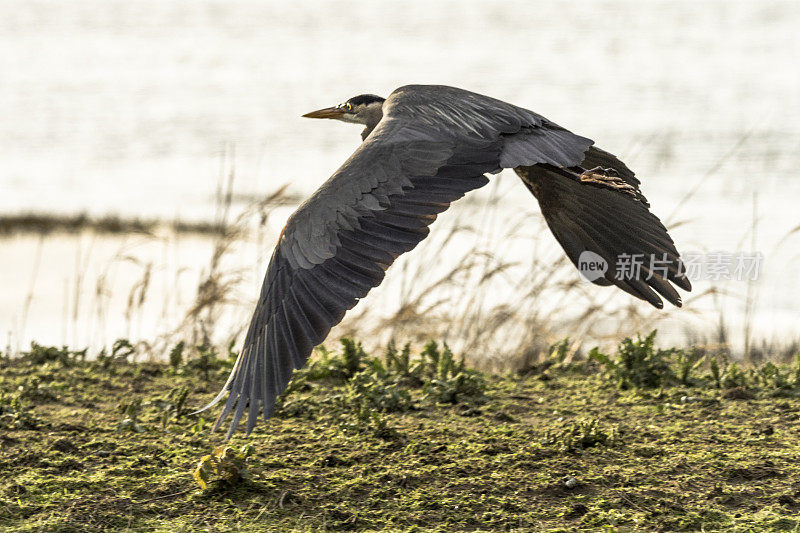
[500,126,593,168]
[281,125,454,270]
[390,85,593,169]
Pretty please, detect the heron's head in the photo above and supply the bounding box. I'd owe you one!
[303,94,385,127]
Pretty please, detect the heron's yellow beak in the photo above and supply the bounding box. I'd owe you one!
[302,106,346,119]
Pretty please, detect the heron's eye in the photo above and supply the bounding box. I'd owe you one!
[344,103,353,112]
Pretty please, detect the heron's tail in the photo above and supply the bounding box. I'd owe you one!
[515,147,691,308]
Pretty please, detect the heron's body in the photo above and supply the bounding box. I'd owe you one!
[200,85,691,436]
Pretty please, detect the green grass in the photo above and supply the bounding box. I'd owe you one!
[1,336,800,531]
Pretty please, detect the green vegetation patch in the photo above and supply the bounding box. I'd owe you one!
[1,334,799,531]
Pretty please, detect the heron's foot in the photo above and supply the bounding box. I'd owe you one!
[579,167,638,198]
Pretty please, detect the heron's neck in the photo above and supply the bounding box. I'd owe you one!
[360,103,384,141]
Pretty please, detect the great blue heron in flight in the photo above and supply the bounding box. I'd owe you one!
[199,85,691,436]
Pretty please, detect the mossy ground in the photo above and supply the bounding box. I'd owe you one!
[1,340,800,532]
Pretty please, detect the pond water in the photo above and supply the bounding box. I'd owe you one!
[2,0,799,355]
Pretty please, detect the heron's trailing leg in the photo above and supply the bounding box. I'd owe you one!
[577,166,639,199]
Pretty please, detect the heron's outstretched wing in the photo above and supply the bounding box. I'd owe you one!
[198,85,595,436]
[515,151,692,308]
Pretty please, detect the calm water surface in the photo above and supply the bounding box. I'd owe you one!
[2,0,799,353]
